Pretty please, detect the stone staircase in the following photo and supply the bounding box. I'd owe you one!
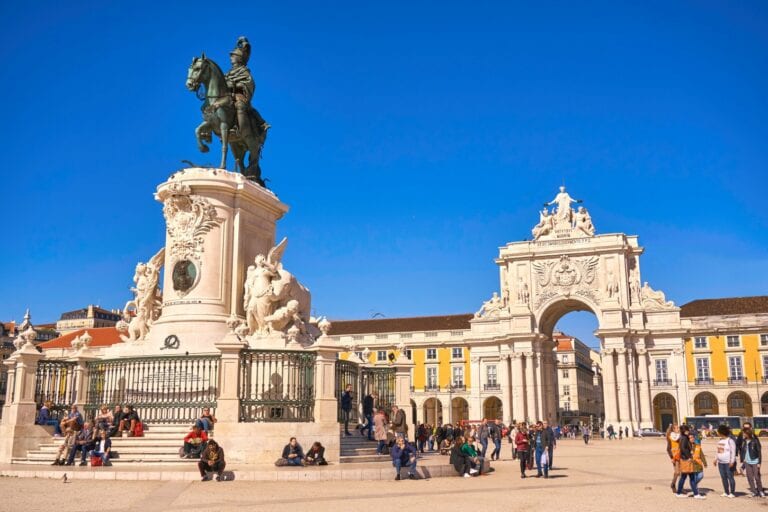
[12,424,199,466]
[339,424,384,464]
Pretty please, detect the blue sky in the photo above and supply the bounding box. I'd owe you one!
[1,2,766,347]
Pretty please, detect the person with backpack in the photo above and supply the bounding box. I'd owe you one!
[741,428,765,497]
[675,426,704,499]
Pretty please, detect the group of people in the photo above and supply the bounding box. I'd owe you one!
[667,420,764,499]
[274,437,328,466]
[414,418,506,460]
[42,404,145,467]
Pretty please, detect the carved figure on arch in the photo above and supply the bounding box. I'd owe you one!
[604,268,620,300]
[474,292,506,318]
[640,282,675,309]
[573,206,595,236]
[545,186,582,224]
[532,208,554,240]
[516,277,530,304]
[264,299,306,335]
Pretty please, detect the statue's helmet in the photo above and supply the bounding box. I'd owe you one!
[230,47,245,60]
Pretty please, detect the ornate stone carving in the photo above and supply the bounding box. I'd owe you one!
[119,248,165,343]
[533,255,598,289]
[474,292,508,318]
[157,184,222,272]
[317,317,331,336]
[515,277,530,304]
[604,267,620,299]
[532,186,595,241]
[71,331,93,351]
[243,237,313,343]
[640,282,675,310]
[615,347,627,355]
[13,326,36,351]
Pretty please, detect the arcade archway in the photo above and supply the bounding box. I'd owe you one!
[483,396,503,420]
[423,398,443,425]
[693,392,719,416]
[652,392,677,431]
[727,391,752,417]
[452,397,469,424]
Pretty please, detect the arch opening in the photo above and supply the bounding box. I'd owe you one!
[451,397,469,424]
[483,396,503,420]
[423,397,443,425]
[727,391,752,417]
[653,392,677,431]
[693,391,719,416]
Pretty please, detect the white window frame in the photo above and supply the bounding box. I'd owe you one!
[486,365,497,386]
[426,348,437,360]
[728,356,744,379]
[562,355,569,364]
[562,369,569,379]
[452,366,464,386]
[451,347,463,360]
[377,350,387,362]
[695,357,710,380]
[726,335,741,348]
[763,355,768,378]
[694,336,707,349]
[761,334,768,347]
[562,385,570,396]
[655,359,669,382]
[426,366,438,387]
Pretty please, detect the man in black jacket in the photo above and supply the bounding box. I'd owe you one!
[340,384,353,436]
[542,420,556,470]
[360,392,375,440]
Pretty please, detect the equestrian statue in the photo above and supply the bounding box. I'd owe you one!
[185,37,269,186]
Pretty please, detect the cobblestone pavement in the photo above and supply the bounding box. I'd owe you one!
[1,438,764,512]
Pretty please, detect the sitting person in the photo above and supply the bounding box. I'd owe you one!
[36,401,63,436]
[281,437,305,466]
[117,405,140,436]
[94,404,114,433]
[182,425,209,459]
[198,439,226,482]
[195,407,217,433]
[461,436,484,476]
[90,429,112,466]
[450,435,474,477]
[65,421,95,466]
[108,405,124,437]
[60,405,84,433]
[439,437,452,455]
[51,427,76,465]
[391,437,419,480]
[304,442,327,466]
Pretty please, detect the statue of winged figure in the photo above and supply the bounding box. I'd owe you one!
[121,248,165,342]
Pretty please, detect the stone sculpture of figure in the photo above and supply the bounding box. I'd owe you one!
[532,208,554,240]
[605,269,619,299]
[243,238,313,336]
[573,206,595,236]
[264,299,305,334]
[640,282,675,309]
[225,37,256,139]
[474,292,505,318]
[545,186,582,223]
[121,248,165,342]
[629,266,641,305]
[516,277,530,304]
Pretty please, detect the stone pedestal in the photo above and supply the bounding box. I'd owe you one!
[393,355,415,439]
[106,168,289,357]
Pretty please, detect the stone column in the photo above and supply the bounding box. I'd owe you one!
[469,356,482,420]
[500,354,511,424]
[511,353,525,423]
[541,348,555,421]
[636,349,652,428]
[0,342,49,462]
[214,333,248,424]
[524,352,538,422]
[393,353,416,440]
[2,357,17,419]
[601,349,618,429]
[616,348,631,426]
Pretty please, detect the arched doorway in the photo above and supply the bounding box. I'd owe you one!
[652,392,677,431]
[423,398,442,425]
[727,391,752,417]
[410,399,417,425]
[693,392,719,416]
[452,397,469,424]
[483,397,503,420]
[761,392,768,414]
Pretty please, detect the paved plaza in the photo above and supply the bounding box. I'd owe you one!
[0,438,763,512]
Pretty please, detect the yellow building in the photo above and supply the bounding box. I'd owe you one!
[651,296,768,429]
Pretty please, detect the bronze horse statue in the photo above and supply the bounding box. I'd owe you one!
[185,54,269,186]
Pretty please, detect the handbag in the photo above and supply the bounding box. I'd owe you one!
[679,458,694,473]
[274,457,288,467]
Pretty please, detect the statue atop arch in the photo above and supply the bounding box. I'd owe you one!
[532,186,596,240]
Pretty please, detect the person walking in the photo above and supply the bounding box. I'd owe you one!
[490,419,503,461]
[666,423,681,493]
[515,423,531,478]
[543,420,556,469]
[691,433,707,496]
[478,419,490,459]
[532,422,549,478]
[373,409,388,455]
[742,428,765,497]
[360,392,375,440]
[391,405,408,439]
[340,384,353,436]
[583,425,591,445]
[675,426,704,499]
[715,424,737,498]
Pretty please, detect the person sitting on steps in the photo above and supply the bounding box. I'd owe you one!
[182,424,209,459]
[65,421,96,466]
[281,437,305,466]
[117,405,140,436]
[51,427,76,465]
[304,441,327,466]
[195,407,217,433]
[198,439,226,482]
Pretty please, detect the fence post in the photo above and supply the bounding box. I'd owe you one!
[0,340,49,462]
[2,358,17,419]
[308,322,339,425]
[392,353,415,441]
[214,334,247,424]
[68,348,100,410]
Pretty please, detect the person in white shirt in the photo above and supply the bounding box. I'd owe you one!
[715,425,737,498]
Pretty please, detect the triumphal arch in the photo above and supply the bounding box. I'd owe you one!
[468,186,685,431]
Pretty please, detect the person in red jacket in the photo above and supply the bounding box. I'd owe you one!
[182,424,209,459]
[515,423,531,478]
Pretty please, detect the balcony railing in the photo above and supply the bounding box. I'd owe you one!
[652,379,673,386]
[447,384,466,392]
[483,384,500,391]
[728,377,747,385]
[694,378,714,385]
[424,384,440,392]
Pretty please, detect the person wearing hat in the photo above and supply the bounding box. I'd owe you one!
[225,37,255,139]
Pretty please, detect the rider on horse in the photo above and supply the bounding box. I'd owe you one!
[225,37,256,139]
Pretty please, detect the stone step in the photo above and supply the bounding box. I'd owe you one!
[340,447,378,456]
[339,454,391,464]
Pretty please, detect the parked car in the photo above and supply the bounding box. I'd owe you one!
[634,427,665,437]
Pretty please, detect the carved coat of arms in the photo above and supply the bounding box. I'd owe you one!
[532,255,599,304]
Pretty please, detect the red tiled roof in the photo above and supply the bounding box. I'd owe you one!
[553,332,574,351]
[680,296,768,317]
[37,327,122,350]
[330,314,473,336]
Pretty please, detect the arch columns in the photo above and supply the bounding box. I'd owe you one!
[511,353,525,423]
[615,348,631,427]
[636,348,653,428]
[500,354,511,424]
[601,348,619,429]
[524,352,538,422]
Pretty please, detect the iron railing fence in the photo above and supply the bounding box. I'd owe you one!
[361,366,396,414]
[335,359,359,423]
[239,349,315,422]
[85,355,219,424]
[34,360,78,420]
